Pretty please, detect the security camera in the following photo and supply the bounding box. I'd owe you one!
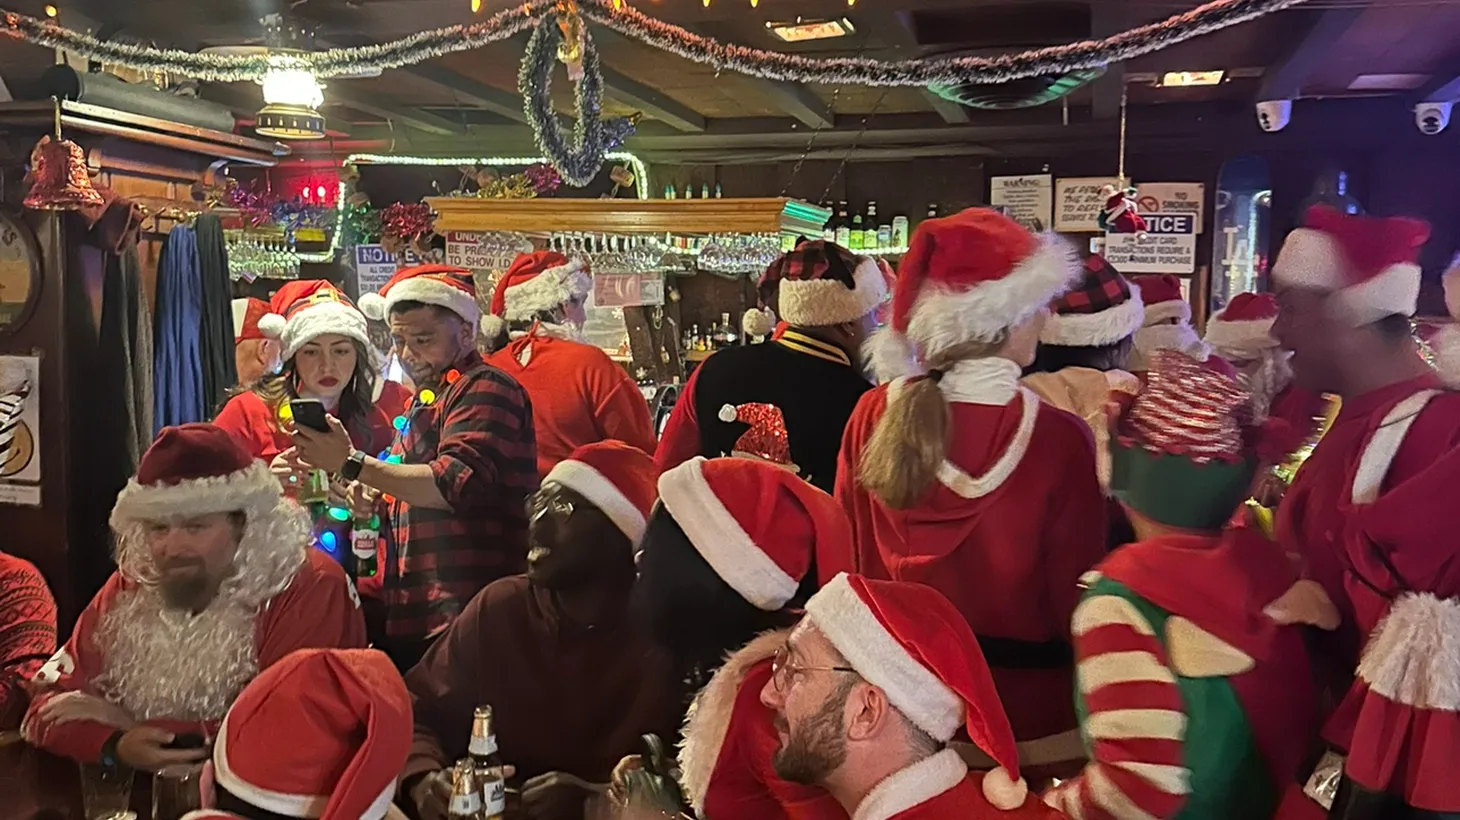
[1256,100,1292,133]
[1416,101,1452,135]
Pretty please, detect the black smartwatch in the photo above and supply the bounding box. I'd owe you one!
[339,449,367,483]
[99,729,125,771]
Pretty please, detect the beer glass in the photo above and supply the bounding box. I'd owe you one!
[79,762,135,820]
[153,763,205,820]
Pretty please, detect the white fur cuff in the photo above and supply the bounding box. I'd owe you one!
[779,257,888,328]
[1040,290,1145,347]
[1357,592,1460,710]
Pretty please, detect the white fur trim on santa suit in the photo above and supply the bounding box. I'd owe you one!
[1350,389,1438,505]
[543,459,647,544]
[1272,228,1421,325]
[678,628,788,815]
[1431,325,1460,389]
[1142,298,1191,326]
[1356,592,1460,711]
[111,459,282,528]
[1039,284,1146,347]
[503,259,590,322]
[212,713,396,820]
[779,256,888,327]
[261,300,372,363]
[863,232,1080,384]
[657,457,799,611]
[1129,322,1210,372]
[742,307,776,338]
[805,573,963,741]
[1203,313,1278,359]
[369,276,481,325]
[853,748,968,820]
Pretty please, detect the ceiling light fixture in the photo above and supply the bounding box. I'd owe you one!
[256,55,326,140]
[767,17,855,42]
[1159,70,1225,87]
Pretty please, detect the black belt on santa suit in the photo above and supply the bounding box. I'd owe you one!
[974,634,1074,669]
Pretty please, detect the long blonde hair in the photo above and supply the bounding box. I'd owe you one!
[858,338,1004,509]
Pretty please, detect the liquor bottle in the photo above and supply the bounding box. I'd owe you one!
[351,514,379,578]
[864,201,880,249]
[878,222,893,248]
[701,183,711,199]
[821,202,836,243]
[926,203,939,221]
[719,312,738,348]
[849,210,865,251]
[664,184,676,200]
[705,321,719,349]
[714,183,723,198]
[891,213,910,248]
[834,202,851,247]
[690,324,701,353]
[683,184,694,199]
[449,760,483,819]
[470,706,507,820]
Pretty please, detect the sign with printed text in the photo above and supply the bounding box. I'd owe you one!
[1102,212,1198,274]
[592,273,665,308]
[1135,182,1205,232]
[1054,177,1121,232]
[445,231,506,271]
[989,174,1053,231]
[352,244,401,295]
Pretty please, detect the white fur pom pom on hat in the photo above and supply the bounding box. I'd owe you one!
[358,292,387,321]
[981,766,1029,810]
[742,307,776,338]
[257,313,287,340]
[481,314,507,340]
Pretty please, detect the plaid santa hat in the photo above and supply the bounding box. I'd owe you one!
[232,298,270,343]
[1272,205,1430,325]
[805,574,1029,811]
[864,208,1079,382]
[657,456,847,610]
[743,241,887,336]
[1204,291,1281,360]
[1039,254,1145,347]
[256,281,370,362]
[542,440,657,544]
[358,264,480,326]
[205,648,411,820]
[717,402,798,473]
[481,250,591,340]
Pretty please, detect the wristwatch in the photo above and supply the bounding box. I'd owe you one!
[99,729,125,771]
[340,449,367,482]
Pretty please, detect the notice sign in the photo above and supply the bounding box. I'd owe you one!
[1135,183,1205,232]
[1055,177,1121,232]
[592,274,665,308]
[353,244,400,295]
[445,231,501,271]
[1102,213,1198,274]
[989,175,1053,231]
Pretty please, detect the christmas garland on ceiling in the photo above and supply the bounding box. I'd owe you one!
[1,0,1309,85]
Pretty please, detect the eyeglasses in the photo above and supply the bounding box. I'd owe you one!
[528,493,575,522]
[770,643,857,693]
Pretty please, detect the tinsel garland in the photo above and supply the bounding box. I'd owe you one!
[379,202,436,257]
[519,14,635,187]
[0,0,1308,86]
[342,202,382,246]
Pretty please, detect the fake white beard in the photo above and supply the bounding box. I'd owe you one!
[91,586,259,722]
[1130,322,1211,372]
[1236,350,1295,422]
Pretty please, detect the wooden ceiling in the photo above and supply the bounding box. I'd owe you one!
[2,0,1460,163]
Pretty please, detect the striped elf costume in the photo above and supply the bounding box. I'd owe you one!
[1044,350,1323,820]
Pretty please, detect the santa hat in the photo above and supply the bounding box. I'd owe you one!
[481,250,591,340]
[1204,291,1280,359]
[111,423,281,528]
[1039,253,1145,347]
[717,402,798,472]
[358,264,480,326]
[1271,205,1430,326]
[211,648,411,820]
[745,241,887,335]
[657,457,847,610]
[805,573,1028,810]
[864,208,1079,383]
[232,298,270,343]
[1131,275,1190,326]
[256,281,370,362]
[542,440,657,544]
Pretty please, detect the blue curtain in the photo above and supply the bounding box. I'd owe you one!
[153,225,205,432]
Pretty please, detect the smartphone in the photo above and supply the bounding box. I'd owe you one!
[289,398,330,433]
[163,732,206,750]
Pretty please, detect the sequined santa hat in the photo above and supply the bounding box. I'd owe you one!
[199,648,411,820]
[805,574,1030,810]
[1272,205,1430,326]
[864,208,1079,383]
[1203,291,1281,360]
[232,297,271,343]
[658,457,848,610]
[257,281,370,362]
[358,264,480,326]
[480,250,591,340]
[743,240,887,338]
[542,440,658,544]
[717,402,798,473]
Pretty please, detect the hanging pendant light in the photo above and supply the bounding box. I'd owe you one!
[256,54,326,140]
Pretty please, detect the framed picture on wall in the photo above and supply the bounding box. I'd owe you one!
[0,212,42,337]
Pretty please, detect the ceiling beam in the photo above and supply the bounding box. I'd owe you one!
[1258,6,1368,101]
[922,92,970,124]
[595,65,707,132]
[323,87,465,135]
[884,11,968,124]
[314,33,528,124]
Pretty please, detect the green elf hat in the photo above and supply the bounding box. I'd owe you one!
[1109,349,1256,531]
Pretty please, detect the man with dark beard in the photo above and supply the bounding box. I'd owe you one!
[22,423,365,770]
[760,574,1061,819]
[402,441,677,820]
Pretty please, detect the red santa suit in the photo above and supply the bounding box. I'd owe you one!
[800,574,1064,820]
[22,423,366,763]
[1128,275,1209,373]
[1266,205,1460,817]
[482,251,656,478]
[840,209,1104,760]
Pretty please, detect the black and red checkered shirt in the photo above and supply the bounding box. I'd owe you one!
[382,353,537,640]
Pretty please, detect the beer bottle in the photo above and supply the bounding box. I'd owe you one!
[448,760,482,819]
[471,705,507,819]
[351,514,379,578]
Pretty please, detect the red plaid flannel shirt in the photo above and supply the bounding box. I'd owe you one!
[382,354,537,640]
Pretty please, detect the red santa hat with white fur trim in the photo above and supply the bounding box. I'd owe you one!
[208,648,411,820]
[256,281,371,362]
[657,456,847,610]
[805,573,1029,810]
[864,208,1080,383]
[1204,291,1281,359]
[481,250,591,340]
[1271,205,1430,326]
[542,440,657,544]
[358,264,480,326]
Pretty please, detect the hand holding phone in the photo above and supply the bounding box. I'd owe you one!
[289,399,331,433]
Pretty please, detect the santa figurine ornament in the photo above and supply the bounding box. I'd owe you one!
[1097,184,1147,236]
